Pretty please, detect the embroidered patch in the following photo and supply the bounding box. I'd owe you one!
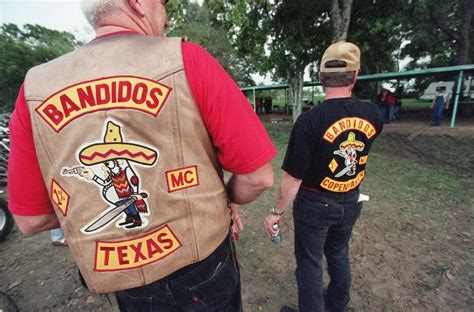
[51,179,70,216]
[62,120,159,234]
[359,155,368,165]
[323,117,376,143]
[35,76,172,132]
[320,171,366,192]
[94,224,182,272]
[165,165,199,193]
[328,158,339,173]
[332,132,365,178]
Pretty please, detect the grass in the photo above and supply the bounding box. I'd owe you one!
[263,121,473,219]
[239,121,473,310]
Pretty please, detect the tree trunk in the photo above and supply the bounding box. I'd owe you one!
[457,0,473,65]
[429,0,474,66]
[330,0,354,41]
[288,69,305,122]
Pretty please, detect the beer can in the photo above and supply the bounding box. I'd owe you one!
[271,224,282,244]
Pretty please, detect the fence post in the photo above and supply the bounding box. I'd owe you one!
[252,88,256,112]
[450,70,464,128]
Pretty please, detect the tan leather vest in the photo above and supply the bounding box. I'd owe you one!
[24,34,230,293]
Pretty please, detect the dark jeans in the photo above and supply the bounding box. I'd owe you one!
[293,189,362,312]
[432,101,444,126]
[379,105,389,124]
[116,235,242,312]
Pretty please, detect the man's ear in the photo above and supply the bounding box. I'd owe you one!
[352,70,359,84]
[128,0,145,17]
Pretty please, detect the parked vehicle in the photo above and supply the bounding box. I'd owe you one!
[0,198,13,242]
[419,77,474,101]
[0,113,12,242]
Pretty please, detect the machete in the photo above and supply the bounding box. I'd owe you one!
[82,193,148,233]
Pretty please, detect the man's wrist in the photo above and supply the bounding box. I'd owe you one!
[270,207,284,216]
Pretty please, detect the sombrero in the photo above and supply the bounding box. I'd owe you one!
[79,121,158,166]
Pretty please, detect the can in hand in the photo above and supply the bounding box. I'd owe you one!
[271,224,282,244]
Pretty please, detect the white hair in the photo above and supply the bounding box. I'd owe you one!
[80,0,124,27]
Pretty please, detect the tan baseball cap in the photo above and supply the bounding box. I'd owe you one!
[320,41,360,73]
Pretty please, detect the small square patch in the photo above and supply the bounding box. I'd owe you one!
[329,159,339,173]
[51,179,70,216]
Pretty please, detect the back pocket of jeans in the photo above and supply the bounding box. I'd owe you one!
[294,196,329,230]
[116,291,153,312]
[188,253,238,310]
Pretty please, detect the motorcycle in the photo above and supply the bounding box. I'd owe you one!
[0,197,13,242]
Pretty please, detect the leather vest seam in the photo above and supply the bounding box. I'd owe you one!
[171,73,200,261]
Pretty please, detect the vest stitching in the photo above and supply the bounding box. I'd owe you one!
[172,74,200,261]
[151,66,184,82]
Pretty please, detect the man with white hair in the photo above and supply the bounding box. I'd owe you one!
[8,0,276,310]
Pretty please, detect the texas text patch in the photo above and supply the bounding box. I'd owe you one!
[94,225,181,272]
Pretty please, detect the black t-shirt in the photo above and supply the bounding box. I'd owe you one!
[282,97,383,194]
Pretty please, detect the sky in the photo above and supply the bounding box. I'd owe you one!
[0,0,203,41]
[0,0,94,41]
[0,0,270,84]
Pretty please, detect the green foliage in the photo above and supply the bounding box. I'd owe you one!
[0,23,80,112]
[400,0,473,68]
[168,1,254,85]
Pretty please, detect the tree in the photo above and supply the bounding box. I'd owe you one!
[331,0,354,41]
[167,1,254,86]
[401,0,474,68]
[207,0,334,121]
[0,24,81,112]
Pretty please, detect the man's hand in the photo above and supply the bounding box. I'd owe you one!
[264,214,283,238]
[230,203,243,240]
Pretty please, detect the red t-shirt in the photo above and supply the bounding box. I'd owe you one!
[8,36,276,216]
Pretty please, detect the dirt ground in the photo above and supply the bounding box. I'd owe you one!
[1,111,473,311]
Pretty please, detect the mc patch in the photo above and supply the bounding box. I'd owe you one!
[165,165,199,193]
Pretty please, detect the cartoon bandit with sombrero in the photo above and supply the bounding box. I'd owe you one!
[63,120,158,233]
[333,132,365,178]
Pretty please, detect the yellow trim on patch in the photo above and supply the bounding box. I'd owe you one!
[165,165,199,193]
[94,225,181,272]
[323,117,377,143]
[36,76,172,132]
[320,171,366,192]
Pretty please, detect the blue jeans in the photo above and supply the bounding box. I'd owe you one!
[116,235,242,312]
[389,106,397,121]
[378,105,389,124]
[293,189,362,312]
[432,101,444,126]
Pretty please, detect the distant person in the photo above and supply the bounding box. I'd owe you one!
[394,86,404,119]
[264,96,273,114]
[8,0,276,310]
[385,91,398,122]
[431,86,450,126]
[256,96,263,114]
[376,88,389,123]
[264,41,383,312]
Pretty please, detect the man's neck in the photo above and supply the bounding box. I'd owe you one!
[95,25,142,37]
[324,86,353,100]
